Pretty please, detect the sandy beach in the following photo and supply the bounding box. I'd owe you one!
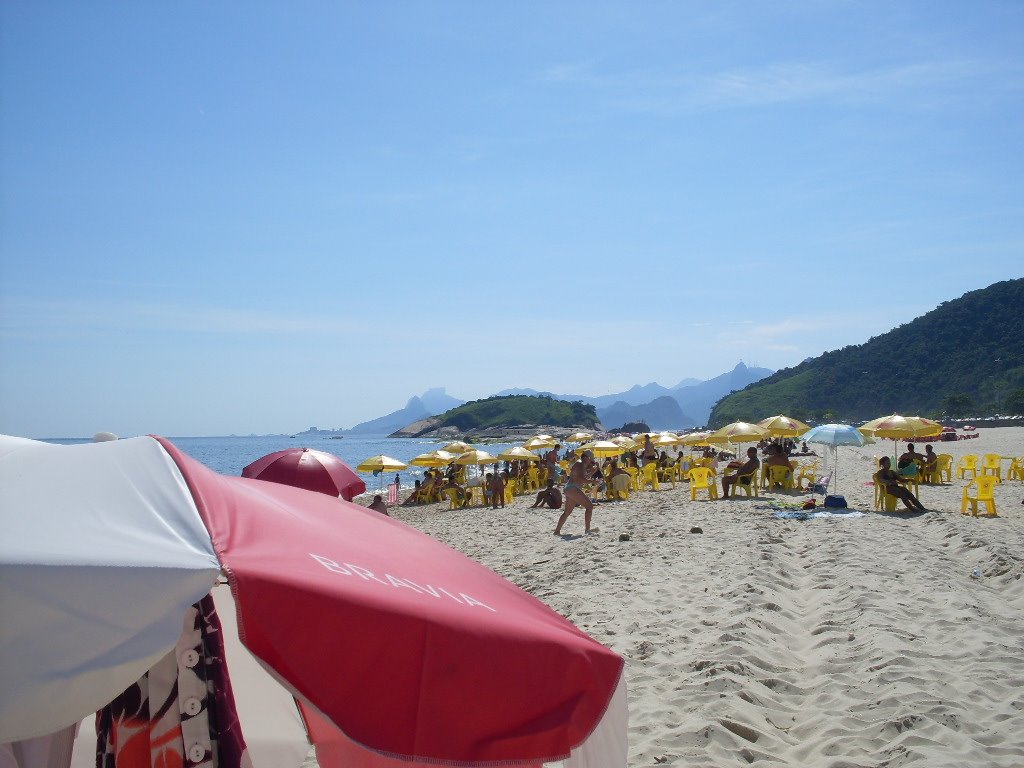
[382,427,1024,767]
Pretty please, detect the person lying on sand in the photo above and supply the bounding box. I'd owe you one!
[530,479,563,509]
[874,456,927,511]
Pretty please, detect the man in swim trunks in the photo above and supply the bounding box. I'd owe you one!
[897,443,925,477]
[530,479,563,509]
[641,434,658,466]
[554,450,597,535]
[544,444,561,482]
[721,447,760,499]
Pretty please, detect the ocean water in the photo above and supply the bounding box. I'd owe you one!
[43,434,524,490]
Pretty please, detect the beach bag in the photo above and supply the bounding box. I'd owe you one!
[824,494,847,508]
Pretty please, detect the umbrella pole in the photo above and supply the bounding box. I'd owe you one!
[833,446,838,496]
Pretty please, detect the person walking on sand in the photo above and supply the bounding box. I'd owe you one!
[531,478,563,509]
[554,450,597,535]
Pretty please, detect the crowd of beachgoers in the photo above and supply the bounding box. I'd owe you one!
[385,426,1024,766]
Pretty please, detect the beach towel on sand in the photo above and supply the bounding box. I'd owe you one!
[755,502,865,520]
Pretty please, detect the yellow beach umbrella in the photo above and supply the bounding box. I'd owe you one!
[409,450,456,468]
[757,415,811,438]
[565,431,594,444]
[610,435,639,450]
[454,449,499,465]
[652,432,682,447]
[578,440,626,458]
[497,447,540,462]
[706,421,768,446]
[523,436,557,451]
[681,431,712,447]
[859,414,942,457]
[356,454,410,489]
[356,454,409,473]
[859,414,942,440]
[440,441,474,455]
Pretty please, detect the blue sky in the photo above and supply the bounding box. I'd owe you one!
[2,2,1022,437]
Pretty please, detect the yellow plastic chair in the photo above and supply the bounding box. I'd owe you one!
[624,466,640,491]
[981,453,1003,480]
[872,481,899,512]
[768,465,795,491]
[796,462,820,491]
[731,470,757,498]
[657,465,677,488]
[1008,456,1024,481]
[957,455,979,480]
[640,463,660,491]
[931,454,953,484]
[444,487,467,510]
[961,476,1000,517]
[688,467,718,501]
[503,483,515,504]
[524,466,540,491]
[606,474,631,501]
[506,477,521,497]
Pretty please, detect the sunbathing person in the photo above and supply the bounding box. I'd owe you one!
[530,479,563,509]
[367,494,389,516]
[721,447,760,499]
[402,479,425,506]
[875,456,927,511]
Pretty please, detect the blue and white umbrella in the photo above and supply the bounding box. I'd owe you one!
[800,424,867,495]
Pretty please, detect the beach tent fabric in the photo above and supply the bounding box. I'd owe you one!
[0,435,221,743]
[0,435,627,768]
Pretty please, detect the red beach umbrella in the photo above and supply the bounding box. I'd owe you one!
[0,435,626,767]
[242,446,366,501]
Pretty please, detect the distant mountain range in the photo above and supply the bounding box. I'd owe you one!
[338,362,773,435]
[709,278,1024,425]
[494,362,772,429]
[340,388,464,435]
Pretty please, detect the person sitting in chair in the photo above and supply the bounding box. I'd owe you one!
[874,456,927,511]
[722,447,760,499]
[922,444,939,481]
[897,444,925,477]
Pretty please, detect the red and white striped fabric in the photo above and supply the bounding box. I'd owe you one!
[0,435,626,768]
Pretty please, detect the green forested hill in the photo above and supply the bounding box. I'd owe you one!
[709,278,1024,426]
[438,395,600,430]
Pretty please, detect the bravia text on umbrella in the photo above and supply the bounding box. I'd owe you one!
[310,554,496,611]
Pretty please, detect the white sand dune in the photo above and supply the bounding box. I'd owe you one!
[393,427,1024,767]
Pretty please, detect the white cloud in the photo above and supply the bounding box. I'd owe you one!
[541,58,1008,114]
